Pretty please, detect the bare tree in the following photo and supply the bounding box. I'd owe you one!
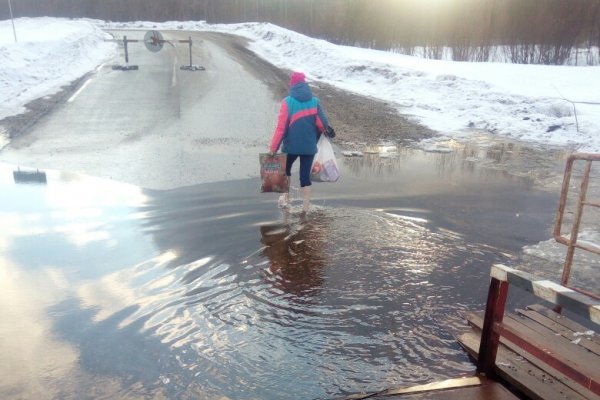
[2,0,598,65]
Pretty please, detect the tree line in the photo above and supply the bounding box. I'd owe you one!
[3,0,599,65]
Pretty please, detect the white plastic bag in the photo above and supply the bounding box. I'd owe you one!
[311,134,340,183]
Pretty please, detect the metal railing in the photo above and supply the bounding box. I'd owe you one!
[553,153,600,299]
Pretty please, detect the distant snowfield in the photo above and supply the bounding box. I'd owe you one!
[1,17,600,152]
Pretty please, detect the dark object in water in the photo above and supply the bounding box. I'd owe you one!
[13,168,47,185]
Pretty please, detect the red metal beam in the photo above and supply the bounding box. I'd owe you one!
[476,278,509,377]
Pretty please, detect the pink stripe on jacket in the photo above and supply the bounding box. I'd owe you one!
[270,100,325,153]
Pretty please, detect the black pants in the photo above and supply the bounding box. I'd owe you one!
[286,154,315,187]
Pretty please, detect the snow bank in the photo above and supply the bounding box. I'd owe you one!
[0,18,116,121]
[101,20,600,152]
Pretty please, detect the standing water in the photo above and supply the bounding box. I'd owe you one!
[0,143,563,399]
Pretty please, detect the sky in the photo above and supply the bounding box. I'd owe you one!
[1,17,599,152]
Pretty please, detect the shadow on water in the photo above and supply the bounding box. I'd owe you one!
[259,216,327,298]
[0,143,564,399]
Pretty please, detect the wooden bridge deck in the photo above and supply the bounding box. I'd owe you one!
[380,383,517,399]
[458,304,600,400]
[339,376,520,399]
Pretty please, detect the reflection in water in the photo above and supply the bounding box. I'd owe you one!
[13,168,47,185]
[348,136,569,191]
[0,164,155,399]
[260,214,327,298]
[0,156,559,399]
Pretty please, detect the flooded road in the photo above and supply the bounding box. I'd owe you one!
[0,31,280,189]
[0,143,562,399]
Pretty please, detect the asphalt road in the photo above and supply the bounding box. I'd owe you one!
[0,30,280,189]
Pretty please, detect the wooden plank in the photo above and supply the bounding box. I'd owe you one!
[467,311,597,365]
[468,312,600,396]
[517,308,600,356]
[490,265,600,324]
[467,312,600,399]
[335,376,517,400]
[374,380,519,399]
[458,331,589,400]
[502,314,600,394]
[372,376,482,396]
[505,313,600,372]
[527,304,600,347]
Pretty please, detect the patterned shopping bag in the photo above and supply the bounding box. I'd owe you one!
[260,153,289,193]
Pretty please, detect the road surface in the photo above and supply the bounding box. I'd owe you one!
[0,30,280,189]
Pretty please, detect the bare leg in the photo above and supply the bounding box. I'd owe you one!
[278,191,290,208]
[302,186,311,212]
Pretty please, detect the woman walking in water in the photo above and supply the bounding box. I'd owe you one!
[269,71,331,213]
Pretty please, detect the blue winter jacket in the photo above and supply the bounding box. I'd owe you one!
[270,82,329,155]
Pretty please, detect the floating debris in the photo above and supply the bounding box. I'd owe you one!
[422,145,452,153]
[342,151,364,157]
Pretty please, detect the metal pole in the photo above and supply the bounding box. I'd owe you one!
[189,36,192,67]
[561,160,592,287]
[8,0,17,43]
[124,36,129,64]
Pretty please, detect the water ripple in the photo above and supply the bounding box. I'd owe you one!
[104,207,513,398]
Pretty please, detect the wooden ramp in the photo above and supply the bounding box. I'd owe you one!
[459,304,600,400]
[338,376,519,399]
[455,262,600,400]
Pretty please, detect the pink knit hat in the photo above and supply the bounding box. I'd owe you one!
[289,71,305,87]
